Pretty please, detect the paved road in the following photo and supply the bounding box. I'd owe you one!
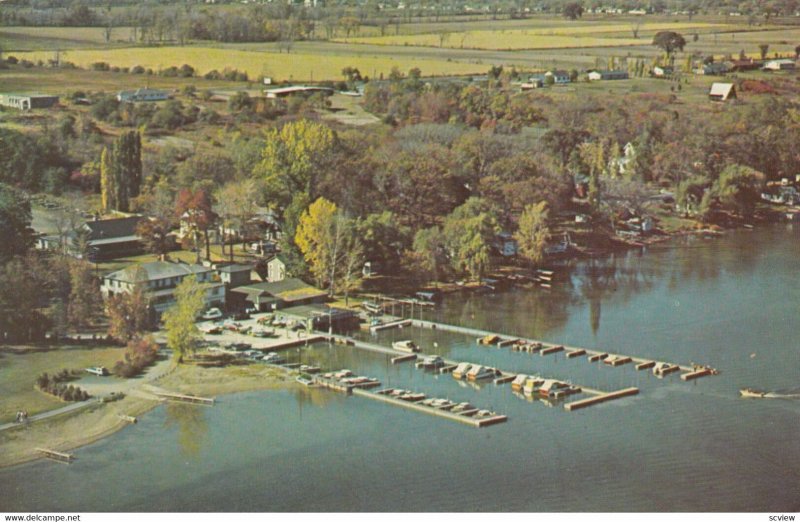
[0,400,98,433]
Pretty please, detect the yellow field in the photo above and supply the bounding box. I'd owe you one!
[337,22,738,50]
[13,47,487,81]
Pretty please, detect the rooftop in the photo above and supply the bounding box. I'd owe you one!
[231,278,326,302]
[105,261,213,283]
[85,216,142,241]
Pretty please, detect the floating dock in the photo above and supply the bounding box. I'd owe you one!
[153,391,215,405]
[370,319,412,333]
[391,353,417,364]
[410,318,716,380]
[564,388,640,411]
[36,448,74,463]
[352,389,507,428]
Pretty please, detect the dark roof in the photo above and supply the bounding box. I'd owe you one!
[85,217,142,241]
[230,278,326,302]
[215,263,253,273]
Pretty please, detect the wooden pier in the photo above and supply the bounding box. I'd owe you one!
[370,318,412,333]
[36,448,74,463]
[153,391,215,405]
[391,353,417,364]
[410,318,716,381]
[540,345,564,356]
[564,388,640,412]
[352,388,507,428]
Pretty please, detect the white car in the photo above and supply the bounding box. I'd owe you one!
[201,308,224,321]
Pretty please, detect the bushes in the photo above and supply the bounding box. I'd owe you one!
[35,370,90,401]
[90,61,110,71]
[113,336,159,378]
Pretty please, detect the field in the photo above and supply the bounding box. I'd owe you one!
[337,22,740,50]
[0,26,134,51]
[11,46,487,82]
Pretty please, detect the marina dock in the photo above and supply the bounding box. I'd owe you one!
[564,388,640,411]
[352,388,507,428]
[409,318,716,380]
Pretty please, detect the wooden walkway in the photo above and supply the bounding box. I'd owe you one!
[352,389,507,428]
[410,318,717,380]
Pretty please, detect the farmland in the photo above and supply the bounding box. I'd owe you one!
[337,22,741,50]
[11,46,487,82]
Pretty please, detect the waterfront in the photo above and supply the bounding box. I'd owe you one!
[1,226,799,511]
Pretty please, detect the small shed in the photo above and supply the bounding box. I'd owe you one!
[588,70,629,81]
[709,83,736,102]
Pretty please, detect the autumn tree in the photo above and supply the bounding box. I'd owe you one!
[175,189,216,262]
[758,43,770,59]
[515,202,550,269]
[254,120,336,212]
[163,276,205,361]
[214,179,257,261]
[100,130,142,212]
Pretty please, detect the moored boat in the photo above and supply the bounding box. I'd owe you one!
[740,388,767,398]
[392,340,420,353]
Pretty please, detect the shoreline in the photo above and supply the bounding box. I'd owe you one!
[0,363,297,470]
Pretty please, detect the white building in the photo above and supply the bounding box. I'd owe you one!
[763,59,796,71]
[117,88,170,102]
[101,261,225,316]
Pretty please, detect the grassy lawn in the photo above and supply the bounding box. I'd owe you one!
[0,346,125,424]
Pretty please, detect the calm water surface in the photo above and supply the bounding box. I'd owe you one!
[1,226,799,512]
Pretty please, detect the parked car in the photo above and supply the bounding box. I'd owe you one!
[201,308,224,321]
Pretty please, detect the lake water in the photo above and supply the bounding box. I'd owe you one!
[2,226,799,512]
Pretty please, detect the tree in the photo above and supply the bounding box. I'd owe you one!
[795,44,800,59]
[295,197,341,293]
[442,198,499,280]
[712,164,765,218]
[214,179,257,261]
[759,43,770,60]
[652,31,687,59]
[0,184,34,262]
[106,268,151,342]
[100,131,142,212]
[67,259,101,330]
[175,189,216,262]
[163,276,205,361]
[515,202,550,268]
[563,2,584,19]
[0,254,52,342]
[254,120,336,212]
[411,226,448,285]
[137,218,173,260]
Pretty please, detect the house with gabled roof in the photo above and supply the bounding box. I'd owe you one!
[709,83,736,102]
[36,216,144,260]
[100,260,225,316]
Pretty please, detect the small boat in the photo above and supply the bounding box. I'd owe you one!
[397,392,426,402]
[392,340,420,353]
[451,402,476,413]
[299,364,321,374]
[296,375,315,387]
[85,366,109,376]
[416,355,444,369]
[653,362,680,377]
[604,355,632,367]
[261,352,285,364]
[511,374,528,392]
[537,379,581,399]
[429,398,456,410]
[333,369,354,379]
[452,363,472,380]
[467,365,499,381]
[477,334,500,345]
[475,409,497,418]
[740,388,767,398]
